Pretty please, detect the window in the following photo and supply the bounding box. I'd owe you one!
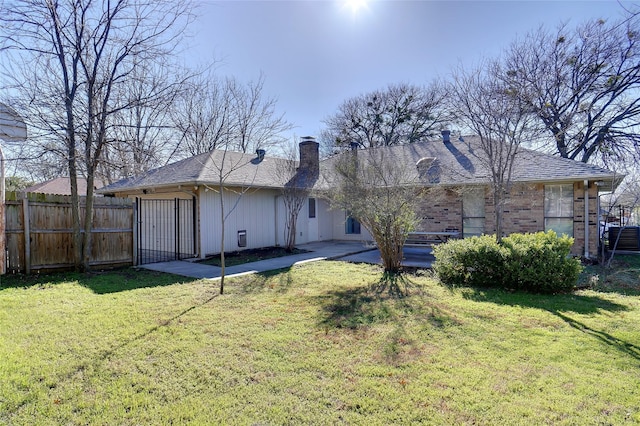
[545,184,574,237]
[345,212,361,234]
[308,198,316,218]
[463,189,485,238]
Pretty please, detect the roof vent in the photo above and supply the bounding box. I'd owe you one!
[416,157,435,172]
[255,149,266,162]
[416,157,440,184]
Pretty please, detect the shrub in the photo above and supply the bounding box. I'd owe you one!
[501,231,582,293]
[432,235,508,289]
[433,231,583,293]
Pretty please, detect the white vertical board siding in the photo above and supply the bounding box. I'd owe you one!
[274,195,312,245]
[297,200,310,244]
[199,188,278,255]
[317,198,333,241]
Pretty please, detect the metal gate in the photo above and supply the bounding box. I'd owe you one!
[136,197,197,265]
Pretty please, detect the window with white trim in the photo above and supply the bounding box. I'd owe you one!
[544,184,574,237]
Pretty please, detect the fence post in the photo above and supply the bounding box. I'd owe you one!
[133,199,138,266]
[22,196,30,274]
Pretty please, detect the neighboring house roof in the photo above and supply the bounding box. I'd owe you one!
[100,150,293,193]
[24,177,104,195]
[317,136,621,190]
[100,135,621,195]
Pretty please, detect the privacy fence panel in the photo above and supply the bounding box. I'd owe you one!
[4,192,134,273]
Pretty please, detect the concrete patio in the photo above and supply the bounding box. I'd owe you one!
[140,240,434,279]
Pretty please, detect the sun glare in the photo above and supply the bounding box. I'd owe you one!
[343,0,369,15]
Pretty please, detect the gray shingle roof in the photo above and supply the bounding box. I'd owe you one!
[316,136,619,189]
[100,150,292,193]
[100,136,620,194]
[25,177,104,195]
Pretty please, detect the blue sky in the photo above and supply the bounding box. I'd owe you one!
[188,1,629,140]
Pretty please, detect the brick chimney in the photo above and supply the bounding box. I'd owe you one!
[441,130,451,143]
[299,136,319,177]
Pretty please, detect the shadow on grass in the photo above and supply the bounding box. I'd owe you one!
[2,271,219,417]
[0,268,195,294]
[460,288,628,315]
[235,267,295,294]
[317,272,438,330]
[461,287,640,361]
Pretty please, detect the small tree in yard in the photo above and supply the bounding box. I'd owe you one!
[450,60,540,243]
[328,147,421,274]
[177,73,291,295]
[273,140,316,252]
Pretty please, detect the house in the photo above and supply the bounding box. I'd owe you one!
[100,132,621,263]
[100,139,337,263]
[24,177,104,196]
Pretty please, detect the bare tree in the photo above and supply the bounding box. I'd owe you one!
[501,13,640,165]
[451,61,540,242]
[272,139,317,252]
[227,73,292,154]
[598,166,639,266]
[201,149,264,295]
[98,61,190,184]
[327,147,421,274]
[172,72,292,157]
[321,82,449,151]
[1,0,194,270]
[171,72,235,157]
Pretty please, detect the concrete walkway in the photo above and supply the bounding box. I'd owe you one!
[340,246,435,268]
[140,241,375,280]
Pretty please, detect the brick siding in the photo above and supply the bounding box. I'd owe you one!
[415,182,600,257]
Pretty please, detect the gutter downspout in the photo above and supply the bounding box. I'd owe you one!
[584,179,589,258]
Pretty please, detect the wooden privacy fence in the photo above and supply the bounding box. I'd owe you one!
[4,192,134,273]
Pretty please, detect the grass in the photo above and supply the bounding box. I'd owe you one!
[580,254,640,295]
[1,261,640,424]
[197,246,308,267]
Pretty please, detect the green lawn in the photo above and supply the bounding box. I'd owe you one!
[1,262,640,424]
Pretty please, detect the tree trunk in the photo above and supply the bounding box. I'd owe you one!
[494,188,503,244]
[69,155,83,271]
[286,211,298,252]
[0,145,5,275]
[219,182,225,295]
[81,172,96,271]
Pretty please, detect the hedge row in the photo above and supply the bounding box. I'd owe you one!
[432,231,583,293]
